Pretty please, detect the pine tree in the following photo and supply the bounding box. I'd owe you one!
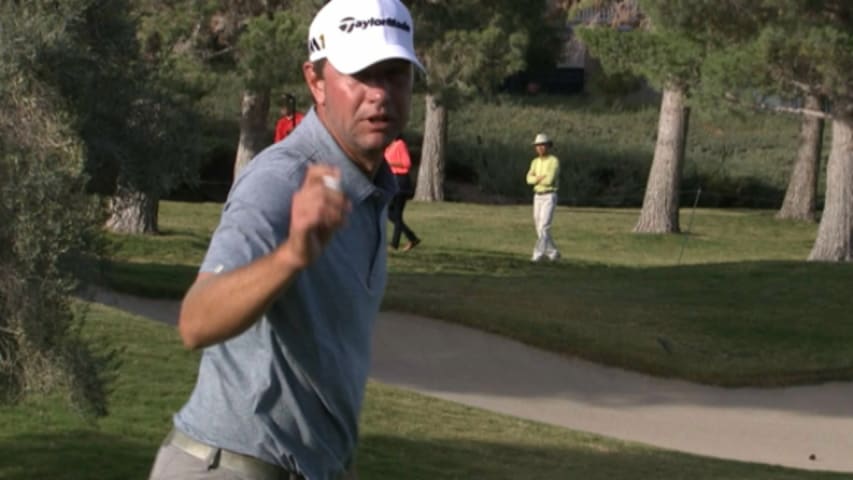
[1,0,113,415]
[776,93,824,222]
[660,1,853,260]
[39,0,205,234]
[233,8,310,176]
[407,0,552,201]
[576,1,703,233]
[134,0,314,178]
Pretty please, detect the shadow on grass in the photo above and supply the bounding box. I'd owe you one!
[155,228,214,244]
[99,248,853,388]
[0,431,837,480]
[357,434,836,480]
[106,228,212,253]
[384,252,853,387]
[100,260,197,299]
[388,247,546,277]
[0,431,157,480]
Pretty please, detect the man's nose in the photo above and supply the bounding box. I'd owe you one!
[364,76,392,102]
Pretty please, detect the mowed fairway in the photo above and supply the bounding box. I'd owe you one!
[108,201,853,386]
[384,202,853,386]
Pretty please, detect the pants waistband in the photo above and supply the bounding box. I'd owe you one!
[163,428,301,480]
[535,190,556,195]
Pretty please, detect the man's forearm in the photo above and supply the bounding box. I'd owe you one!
[178,242,305,350]
[179,165,347,349]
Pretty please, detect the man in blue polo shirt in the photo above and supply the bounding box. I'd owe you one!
[147,1,424,479]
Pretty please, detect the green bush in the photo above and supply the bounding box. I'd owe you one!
[438,94,810,207]
[0,95,111,415]
[187,78,814,209]
[1,1,113,416]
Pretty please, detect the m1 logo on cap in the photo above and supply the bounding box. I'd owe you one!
[309,34,326,53]
[338,16,411,33]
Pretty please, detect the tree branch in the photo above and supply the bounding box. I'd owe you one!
[202,46,235,61]
[722,92,834,120]
[789,79,816,93]
[0,326,21,336]
[759,104,833,120]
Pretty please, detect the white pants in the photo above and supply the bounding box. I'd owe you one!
[532,192,560,260]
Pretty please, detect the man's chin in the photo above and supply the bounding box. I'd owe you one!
[363,131,396,150]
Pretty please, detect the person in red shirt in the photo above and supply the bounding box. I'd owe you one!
[385,136,421,251]
[273,94,304,142]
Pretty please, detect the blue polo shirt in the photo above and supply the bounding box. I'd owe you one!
[173,109,396,480]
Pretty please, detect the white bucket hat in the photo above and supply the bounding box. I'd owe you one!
[307,0,426,75]
[532,133,552,145]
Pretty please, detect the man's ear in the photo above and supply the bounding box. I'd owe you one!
[303,61,325,107]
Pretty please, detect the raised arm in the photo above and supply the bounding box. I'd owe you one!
[177,165,350,350]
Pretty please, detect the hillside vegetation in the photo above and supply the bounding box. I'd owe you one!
[189,91,811,209]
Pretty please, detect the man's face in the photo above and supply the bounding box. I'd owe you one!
[535,144,550,156]
[307,58,414,174]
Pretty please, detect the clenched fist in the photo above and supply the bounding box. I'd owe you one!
[280,165,351,269]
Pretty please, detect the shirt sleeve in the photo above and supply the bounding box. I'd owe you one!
[385,140,411,172]
[200,159,302,274]
[274,119,287,143]
[540,156,559,188]
[526,159,539,185]
[397,141,411,171]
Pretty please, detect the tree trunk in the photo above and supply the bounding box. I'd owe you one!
[233,88,271,179]
[105,184,159,234]
[414,94,447,201]
[633,83,689,233]
[777,94,824,221]
[808,110,853,261]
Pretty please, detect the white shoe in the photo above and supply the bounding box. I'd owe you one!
[531,256,544,263]
[547,252,561,261]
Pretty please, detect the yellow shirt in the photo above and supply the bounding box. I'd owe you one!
[526,155,559,193]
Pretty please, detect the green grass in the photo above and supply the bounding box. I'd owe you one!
[1,304,849,480]
[103,201,853,387]
[102,201,221,298]
[0,305,198,480]
[384,203,853,386]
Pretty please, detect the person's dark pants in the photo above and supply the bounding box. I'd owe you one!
[388,194,418,249]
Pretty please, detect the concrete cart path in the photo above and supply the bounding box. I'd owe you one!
[89,288,853,474]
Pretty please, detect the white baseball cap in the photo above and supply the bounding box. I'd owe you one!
[307,0,425,75]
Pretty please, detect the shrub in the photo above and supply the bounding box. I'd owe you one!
[179,82,810,210]
[1,2,114,416]
[439,94,805,207]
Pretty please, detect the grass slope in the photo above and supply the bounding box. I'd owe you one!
[0,304,849,479]
[105,201,853,387]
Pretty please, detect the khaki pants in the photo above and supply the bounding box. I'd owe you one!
[532,192,559,260]
[148,439,357,480]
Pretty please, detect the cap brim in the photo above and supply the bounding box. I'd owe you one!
[328,44,425,75]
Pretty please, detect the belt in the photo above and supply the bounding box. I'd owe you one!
[535,190,556,195]
[163,428,300,480]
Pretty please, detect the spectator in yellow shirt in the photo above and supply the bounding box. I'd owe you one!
[525,133,561,262]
